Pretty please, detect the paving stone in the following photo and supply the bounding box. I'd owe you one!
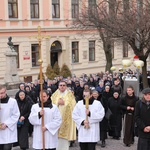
[12,135,138,150]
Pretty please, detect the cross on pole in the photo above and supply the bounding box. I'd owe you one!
[30,26,50,64]
[30,26,50,150]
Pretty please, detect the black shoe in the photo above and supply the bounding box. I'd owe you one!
[125,144,131,147]
[101,141,106,148]
[69,141,74,147]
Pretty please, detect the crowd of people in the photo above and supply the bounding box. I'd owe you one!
[0,70,150,150]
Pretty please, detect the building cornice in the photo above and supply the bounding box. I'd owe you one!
[0,27,94,33]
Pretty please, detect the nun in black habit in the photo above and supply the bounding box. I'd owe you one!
[108,92,122,140]
[13,90,32,150]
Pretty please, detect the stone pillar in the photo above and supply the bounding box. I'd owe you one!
[4,48,20,84]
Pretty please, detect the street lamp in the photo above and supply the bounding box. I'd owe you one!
[133,60,144,69]
[122,60,132,68]
[110,66,116,71]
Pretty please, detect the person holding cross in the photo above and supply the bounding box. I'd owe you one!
[29,90,62,150]
[72,89,104,150]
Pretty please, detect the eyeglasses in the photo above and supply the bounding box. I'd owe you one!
[59,84,66,87]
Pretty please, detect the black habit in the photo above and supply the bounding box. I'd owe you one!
[121,94,138,145]
[108,96,122,139]
[14,93,32,149]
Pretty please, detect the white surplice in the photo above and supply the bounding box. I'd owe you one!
[72,100,105,142]
[56,138,70,150]
[29,103,62,149]
[0,97,20,144]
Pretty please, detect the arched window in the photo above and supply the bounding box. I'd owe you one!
[51,41,62,52]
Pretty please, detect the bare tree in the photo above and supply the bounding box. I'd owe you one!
[73,0,116,71]
[73,0,150,87]
[98,0,150,87]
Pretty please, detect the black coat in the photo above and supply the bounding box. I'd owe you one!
[47,84,57,94]
[75,86,84,101]
[100,91,113,131]
[121,94,138,115]
[111,85,122,95]
[135,99,150,139]
[108,96,122,137]
[15,96,32,149]
[34,84,40,97]
[17,97,32,126]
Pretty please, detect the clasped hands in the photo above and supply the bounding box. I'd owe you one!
[19,116,25,122]
[127,106,134,111]
[58,98,65,106]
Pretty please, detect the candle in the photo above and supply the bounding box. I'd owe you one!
[85,97,89,109]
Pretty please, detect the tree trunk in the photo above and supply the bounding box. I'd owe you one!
[103,41,113,72]
[98,29,113,72]
[142,59,148,88]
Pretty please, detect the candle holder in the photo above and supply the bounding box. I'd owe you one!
[84,97,90,129]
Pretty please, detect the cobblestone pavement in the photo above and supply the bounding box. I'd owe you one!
[12,135,137,150]
[70,136,137,150]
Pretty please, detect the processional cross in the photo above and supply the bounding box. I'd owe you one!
[30,26,50,150]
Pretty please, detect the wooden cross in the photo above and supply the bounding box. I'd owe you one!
[30,26,50,150]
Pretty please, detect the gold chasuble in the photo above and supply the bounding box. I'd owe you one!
[51,89,76,141]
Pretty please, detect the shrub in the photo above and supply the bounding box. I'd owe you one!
[45,64,57,79]
[60,63,71,78]
[53,61,60,75]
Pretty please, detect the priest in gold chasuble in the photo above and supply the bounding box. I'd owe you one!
[51,81,76,150]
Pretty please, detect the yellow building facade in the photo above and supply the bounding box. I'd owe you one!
[0,0,135,84]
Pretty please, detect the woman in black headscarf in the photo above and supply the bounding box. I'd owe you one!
[14,90,32,150]
[100,85,113,147]
[108,92,122,140]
